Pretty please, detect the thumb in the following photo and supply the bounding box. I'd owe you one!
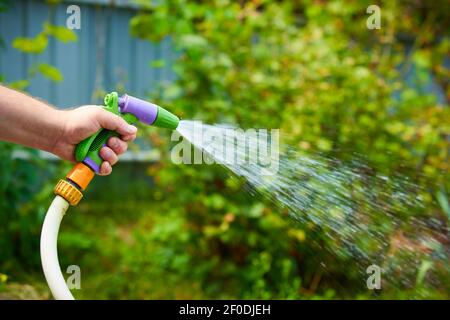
[95,109,137,136]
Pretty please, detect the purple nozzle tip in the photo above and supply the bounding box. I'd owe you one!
[83,157,100,174]
[118,94,158,125]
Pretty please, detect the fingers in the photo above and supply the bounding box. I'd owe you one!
[98,137,130,175]
[99,161,112,176]
[107,136,128,155]
[95,109,138,137]
[99,146,118,165]
[121,132,137,142]
[95,110,136,177]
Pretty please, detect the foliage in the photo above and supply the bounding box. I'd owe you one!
[0,0,449,299]
[0,143,59,271]
[128,0,449,299]
[11,19,76,86]
[0,0,75,287]
[35,63,63,82]
[13,22,76,54]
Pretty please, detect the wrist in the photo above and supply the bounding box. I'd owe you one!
[47,109,69,156]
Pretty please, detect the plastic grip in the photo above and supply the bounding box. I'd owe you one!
[74,92,138,173]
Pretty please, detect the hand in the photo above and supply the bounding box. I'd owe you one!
[52,105,138,175]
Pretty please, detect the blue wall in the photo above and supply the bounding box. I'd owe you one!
[0,0,174,108]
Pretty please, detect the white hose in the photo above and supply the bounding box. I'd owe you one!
[40,195,74,300]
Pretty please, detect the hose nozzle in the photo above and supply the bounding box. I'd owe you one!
[118,94,179,130]
[74,92,180,174]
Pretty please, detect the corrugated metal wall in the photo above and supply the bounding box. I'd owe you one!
[0,0,174,108]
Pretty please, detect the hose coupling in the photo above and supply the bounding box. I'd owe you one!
[54,163,95,206]
[54,180,82,206]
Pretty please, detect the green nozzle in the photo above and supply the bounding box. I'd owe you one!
[153,106,179,130]
[75,92,180,174]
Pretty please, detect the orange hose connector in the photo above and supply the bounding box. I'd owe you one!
[54,163,95,206]
[66,163,95,191]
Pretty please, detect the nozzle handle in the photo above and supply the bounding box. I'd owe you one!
[74,92,137,173]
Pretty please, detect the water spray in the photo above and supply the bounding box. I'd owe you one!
[39,93,442,300]
[40,92,179,299]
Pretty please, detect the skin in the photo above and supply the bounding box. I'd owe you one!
[0,85,137,175]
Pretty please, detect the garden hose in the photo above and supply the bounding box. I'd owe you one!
[40,92,179,300]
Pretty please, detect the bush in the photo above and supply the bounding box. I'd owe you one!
[1,0,448,299]
[127,0,449,298]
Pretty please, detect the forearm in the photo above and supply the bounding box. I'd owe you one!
[0,85,63,153]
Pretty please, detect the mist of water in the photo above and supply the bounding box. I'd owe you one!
[176,120,449,291]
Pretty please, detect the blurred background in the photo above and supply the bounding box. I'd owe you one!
[0,0,449,299]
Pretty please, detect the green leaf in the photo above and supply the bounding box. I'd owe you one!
[44,23,77,42]
[0,273,8,283]
[12,33,48,54]
[436,189,450,219]
[130,14,170,42]
[178,34,208,50]
[37,63,63,82]
[9,79,30,90]
[150,59,166,68]
[416,260,433,286]
[249,203,265,218]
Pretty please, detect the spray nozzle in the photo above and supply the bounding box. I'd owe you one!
[73,92,179,175]
[118,94,179,130]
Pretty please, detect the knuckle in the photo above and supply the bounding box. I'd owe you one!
[108,137,119,148]
[94,108,104,118]
[119,141,128,153]
[100,147,113,161]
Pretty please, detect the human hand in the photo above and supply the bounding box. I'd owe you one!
[52,105,137,175]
